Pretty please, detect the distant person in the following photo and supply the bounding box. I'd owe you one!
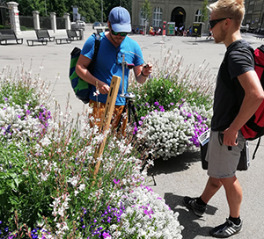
[76,7,152,132]
[206,30,213,40]
[149,26,155,36]
[183,0,264,238]
[156,28,161,35]
[187,26,192,36]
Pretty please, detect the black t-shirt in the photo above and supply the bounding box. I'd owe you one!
[211,40,254,131]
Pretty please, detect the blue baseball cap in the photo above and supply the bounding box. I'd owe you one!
[109,7,131,33]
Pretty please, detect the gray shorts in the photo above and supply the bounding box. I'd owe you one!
[206,130,245,178]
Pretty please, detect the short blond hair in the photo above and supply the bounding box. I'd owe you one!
[209,0,245,26]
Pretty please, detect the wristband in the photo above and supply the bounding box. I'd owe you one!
[141,70,148,77]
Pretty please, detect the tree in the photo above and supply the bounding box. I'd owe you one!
[141,0,151,34]
[201,0,209,22]
[16,0,47,16]
[103,0,132,21]
[49,0,67,16]
[15,0,133,22]
[141,0,151,22]
[69,0,101,22]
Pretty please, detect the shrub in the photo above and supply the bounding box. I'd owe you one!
[137,100,212,159]
[0,66,183,238]
[130,47,214,119]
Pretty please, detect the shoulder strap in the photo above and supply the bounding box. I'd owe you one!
[252,138,261,159]
[93,33,101,61]
[88,33,101,72]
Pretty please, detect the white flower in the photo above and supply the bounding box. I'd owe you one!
[79,184,85,191]
[136,101,212,159]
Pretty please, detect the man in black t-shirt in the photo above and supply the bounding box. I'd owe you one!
[183,0,264,238]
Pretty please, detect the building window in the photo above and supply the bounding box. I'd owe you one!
[153,7,162,27]
[195,9,202,22]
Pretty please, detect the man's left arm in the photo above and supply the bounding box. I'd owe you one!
[223,70,264,145]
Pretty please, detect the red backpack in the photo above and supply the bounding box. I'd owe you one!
[240,45,264,158]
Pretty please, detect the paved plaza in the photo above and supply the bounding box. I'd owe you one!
[1,25,264,238]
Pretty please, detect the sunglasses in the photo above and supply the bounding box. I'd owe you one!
[209,18,230,29]
[111,30,128,37]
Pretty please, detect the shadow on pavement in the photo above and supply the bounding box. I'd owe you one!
[147,151,201,175]
[164,193,218,239]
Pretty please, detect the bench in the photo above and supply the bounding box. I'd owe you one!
[36,29,72,44]
[27,38,48,46]
[35,29,55,42]
[67,30,82,41]
[255,35,264,40]
[55,38,71,44]
[0,29,23,45]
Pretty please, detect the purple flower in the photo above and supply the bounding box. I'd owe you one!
[154,101,159,106]
[159,106,165,112]
[133,126,138,134]
[102,232,112,238]
[113,179,120,184]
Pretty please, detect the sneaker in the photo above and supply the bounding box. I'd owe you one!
[210,218,242,238]
[183,196,206,217]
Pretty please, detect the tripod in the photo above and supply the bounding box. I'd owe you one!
[117,93,157,186]
[117,92,139,135]
[118,55,156,185]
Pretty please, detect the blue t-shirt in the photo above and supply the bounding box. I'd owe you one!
[81,32,144,105]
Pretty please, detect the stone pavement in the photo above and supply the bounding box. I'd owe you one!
[1,25,264,238]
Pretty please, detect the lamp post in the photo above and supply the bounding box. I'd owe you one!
[101,0,103,23]
[44,0,47,16]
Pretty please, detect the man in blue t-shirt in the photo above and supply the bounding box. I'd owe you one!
[76,7,152,131]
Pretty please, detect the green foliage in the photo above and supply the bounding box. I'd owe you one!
[69,0,101,22]
[15,0,132,21]
[0,139,54,231]
[132,75,213,119]
[103,0,132,20]
[0,67,145,238]
[17,0,48,16]
[141,0,151,22]
[201,0,209,22]
[0,81,39,108]
[0,25,10,29]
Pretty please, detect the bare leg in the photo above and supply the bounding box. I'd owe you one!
[220,176,242,218]
[201,176,223,204]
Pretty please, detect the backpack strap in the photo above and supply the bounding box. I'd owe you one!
[93,33,101,61]
[88,33,101,73]
[252,137,261,159]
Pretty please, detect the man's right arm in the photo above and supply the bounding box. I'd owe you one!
[224,70,264,146]
[75,55,110,94]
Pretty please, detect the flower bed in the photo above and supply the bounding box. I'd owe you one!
[130,49,214,159]
[0,66,183,238]
[137,100,212,159]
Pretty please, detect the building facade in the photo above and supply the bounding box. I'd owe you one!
[244,0,264,32]
[131,0,214,32]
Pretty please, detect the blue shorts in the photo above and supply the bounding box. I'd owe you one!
[206,131,245,178]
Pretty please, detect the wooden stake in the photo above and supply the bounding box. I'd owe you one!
[93,75,121,177]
